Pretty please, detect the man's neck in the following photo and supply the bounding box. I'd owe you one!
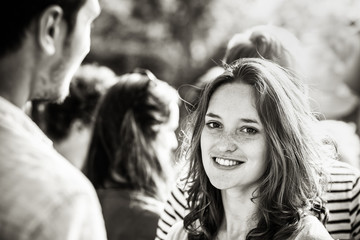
[0,49,33,108]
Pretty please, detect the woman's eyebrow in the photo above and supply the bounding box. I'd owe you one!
[240,118,259,124]
[205,112,220,118]
[206,112,259,124]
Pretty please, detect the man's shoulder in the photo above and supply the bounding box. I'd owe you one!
[0,130,96,198]
[0,144,99,239]
[1,151,93,194]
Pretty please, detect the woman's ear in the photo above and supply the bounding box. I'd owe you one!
[37,5,64,55]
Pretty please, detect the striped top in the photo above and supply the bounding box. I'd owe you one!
[325,160,360,239]
[155,160,360,240]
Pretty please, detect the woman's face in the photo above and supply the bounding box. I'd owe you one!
[200,82,267,192]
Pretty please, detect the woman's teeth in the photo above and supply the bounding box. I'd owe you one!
[214,157,241,166]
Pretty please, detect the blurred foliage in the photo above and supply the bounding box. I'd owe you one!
[86,0,360,119]
[88,0,213,85]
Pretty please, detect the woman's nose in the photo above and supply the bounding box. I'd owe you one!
[217,133,238,152]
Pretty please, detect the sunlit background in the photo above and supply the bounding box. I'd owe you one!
[86,0,360,121]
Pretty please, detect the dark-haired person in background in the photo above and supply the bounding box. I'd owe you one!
[0,0,106,239]
[83,70,180,240]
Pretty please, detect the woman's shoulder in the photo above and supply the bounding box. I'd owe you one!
[166,221,188,240]
[294,215,333,240]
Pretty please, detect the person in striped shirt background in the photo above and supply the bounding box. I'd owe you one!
[155,25,360,240]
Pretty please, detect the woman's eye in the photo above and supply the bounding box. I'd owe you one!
[206,122,221,129]
[241,127,258,134]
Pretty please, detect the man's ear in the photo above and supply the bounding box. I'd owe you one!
[38,6,64,55]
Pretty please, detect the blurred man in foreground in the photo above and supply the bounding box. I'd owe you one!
[0,0,107,239]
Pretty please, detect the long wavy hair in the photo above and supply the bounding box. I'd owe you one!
[182,58,330,240]
[83,70,179,206]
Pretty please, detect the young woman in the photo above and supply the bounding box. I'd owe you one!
[166,59,333,240]
[155,24,308,240]
[83,69,180,240]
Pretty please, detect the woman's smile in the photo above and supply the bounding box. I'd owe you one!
[212,156,245,169]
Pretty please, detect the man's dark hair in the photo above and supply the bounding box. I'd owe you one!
[0,0,86,57]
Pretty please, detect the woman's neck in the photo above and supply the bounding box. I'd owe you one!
[218,188,258,240]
